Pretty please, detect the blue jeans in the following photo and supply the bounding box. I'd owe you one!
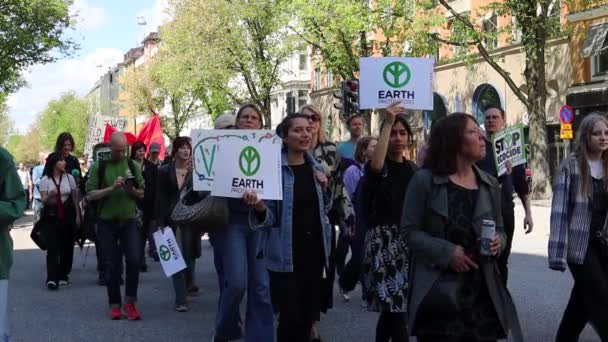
[0,280,9,342]
[97,219,142,306]
[209,224,274,342]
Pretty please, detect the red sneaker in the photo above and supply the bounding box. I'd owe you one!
[123,303,141,321]
[110,307,122,320]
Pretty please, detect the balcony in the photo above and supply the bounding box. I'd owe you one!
[445,0,471,18]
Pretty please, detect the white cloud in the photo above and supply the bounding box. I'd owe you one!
[71,0,111,30]
[7,48,124,133]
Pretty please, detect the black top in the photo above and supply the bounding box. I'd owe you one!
[291,163,324,273]
[155,162,181,228]
[476,140,528,209]
[141,159,160,218]
[445,182,479,257]
[590,177,608,234]
[364,159,416,227]
[64,154,82,184]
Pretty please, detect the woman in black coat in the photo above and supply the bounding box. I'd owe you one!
[155,137,201,312]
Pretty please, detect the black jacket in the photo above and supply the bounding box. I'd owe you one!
[155,162,181,228]
[142,159,160,219]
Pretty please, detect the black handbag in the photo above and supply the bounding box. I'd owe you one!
[30,218,49,251]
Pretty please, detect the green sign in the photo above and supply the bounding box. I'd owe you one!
[383,62,411,88]
[159,245,171,261]
[239,146,261,176]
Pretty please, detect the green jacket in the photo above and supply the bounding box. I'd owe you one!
[0,147,26,279]
[401,166,523,342]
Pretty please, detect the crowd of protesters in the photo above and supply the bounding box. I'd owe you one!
[2,99,608,342]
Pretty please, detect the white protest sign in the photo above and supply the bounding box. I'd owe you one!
[211,139,282,200]
[153,228,187,277]
[492,124,527,177]
[191,129,282,191]
[84,115,128,158]
[359,57,434,110]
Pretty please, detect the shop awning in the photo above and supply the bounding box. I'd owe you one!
[581,23,608,58]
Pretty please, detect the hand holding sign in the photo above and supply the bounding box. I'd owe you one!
[384,102,405,125]
[242,191,266,213]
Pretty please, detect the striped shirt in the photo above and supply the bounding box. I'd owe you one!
[549,155,596,271]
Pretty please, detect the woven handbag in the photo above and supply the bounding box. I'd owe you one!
[170,183,229,231]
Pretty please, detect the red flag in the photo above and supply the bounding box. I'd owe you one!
[103,123,137,145]
[136,114,165,160]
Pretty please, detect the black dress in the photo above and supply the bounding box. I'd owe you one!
[269,163,324,341]
[415,181,505,340]
[362,159,416,312]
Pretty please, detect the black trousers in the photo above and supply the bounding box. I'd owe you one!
[376,312,407,342]
[338,230,365,292]
[418,335,496,342]
[335,230,351,277]
[498,204,515,285]
[46,219,74,283]
[556,241,608,342]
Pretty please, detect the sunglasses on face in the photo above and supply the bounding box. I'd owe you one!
[303,114,321,122]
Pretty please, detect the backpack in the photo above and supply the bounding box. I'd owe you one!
[81,159,137,242]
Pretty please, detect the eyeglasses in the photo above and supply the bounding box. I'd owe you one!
[304,114,321,122]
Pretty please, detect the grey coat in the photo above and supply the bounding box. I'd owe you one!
[401,167,523,342]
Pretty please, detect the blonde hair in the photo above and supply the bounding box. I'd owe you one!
[574,112,608,195]
[300,104,327,144]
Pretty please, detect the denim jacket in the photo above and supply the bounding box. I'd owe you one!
[250,151,333,273]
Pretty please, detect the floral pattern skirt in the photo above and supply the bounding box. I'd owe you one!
[362,224,409,313]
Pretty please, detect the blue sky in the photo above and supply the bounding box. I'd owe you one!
[7,0,170,133]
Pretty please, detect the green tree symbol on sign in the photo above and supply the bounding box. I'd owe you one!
[159,245,171,261]
[239,146,261,177]
[383,62,411,88]
[504,133,513,149]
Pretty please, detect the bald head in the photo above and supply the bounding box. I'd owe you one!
[110,132,128,161]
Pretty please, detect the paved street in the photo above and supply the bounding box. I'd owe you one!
[6,204,601,342]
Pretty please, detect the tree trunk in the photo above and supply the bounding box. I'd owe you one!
[261,96,272,129]
[524,38,552,199]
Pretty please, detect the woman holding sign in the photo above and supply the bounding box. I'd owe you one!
[402,113,522,342]
[246,113,332,342]
[208,105,274,342]
[550,113,608,341]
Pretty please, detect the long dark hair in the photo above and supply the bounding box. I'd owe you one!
[130,141,147,160]
[424,113,479,175]
[54,132,75,154]
[171,136,192,158]
[236,104,264,128]
[42,152,65,177]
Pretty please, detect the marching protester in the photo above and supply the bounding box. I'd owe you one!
[360,103,416,342]
[85,132,145,320]
[338,136,377,306]
[143,142,162,262]
[337,115,365,165]
[208,107,274,341]
[32,152,47,222]
[402,113,522,342]
[157,136,202,312]
[549,113,608,341]
[245,113,332,342]
[16,162,32,210]
[130,141,150,272]
[301,104,354,340]
[55,132,82,185]
[0,147,26,341]
[476,106,533,285]
[39,152,81,289]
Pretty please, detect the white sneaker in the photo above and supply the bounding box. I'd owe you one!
[339,288,350,302]
[58,280,69,286]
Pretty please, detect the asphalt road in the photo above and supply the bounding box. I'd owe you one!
[5,205,601,341]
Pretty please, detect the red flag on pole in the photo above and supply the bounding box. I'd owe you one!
[103,123,137,144]
[136,114,165,160]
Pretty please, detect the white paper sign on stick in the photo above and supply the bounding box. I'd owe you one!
[211,139,283,200]
[492,124,527,177]
[359,57,434,110]
[191,129,281,191]
[153,228,187,277]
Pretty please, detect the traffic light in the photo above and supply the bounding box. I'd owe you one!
[333,80,360,120]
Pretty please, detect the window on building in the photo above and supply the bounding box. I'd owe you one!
[299,53,307,71]
[298,89,308,109]
[472,84,502,124]
[482,14,498,50]
[547,0,561,36]
[422,93,448,136]
[327,69,334,88]
[314,67,321,90]
[592,50,608,76]
[512,17,523,44]
[449,13,470,57]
